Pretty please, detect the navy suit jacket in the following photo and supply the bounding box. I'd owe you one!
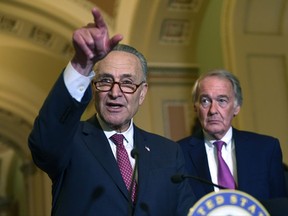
[28,74,196,216]
[178,129,287,202]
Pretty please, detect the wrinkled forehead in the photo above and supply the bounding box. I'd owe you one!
[200,76,232,89]
[197,76,235,99]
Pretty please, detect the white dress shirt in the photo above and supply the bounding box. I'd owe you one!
[204,127,238,191]
[63,61,95,102]
[97,115,135,168]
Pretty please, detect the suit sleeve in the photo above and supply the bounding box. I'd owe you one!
[269,138,287,198]
[28,72,92,180]
[175,144,197,215]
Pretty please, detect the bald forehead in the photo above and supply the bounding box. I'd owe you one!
[95,50,144,81]
[98,51,141,69]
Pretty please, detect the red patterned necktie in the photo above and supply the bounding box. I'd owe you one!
[110,134,137,202]
[214,140,236,189]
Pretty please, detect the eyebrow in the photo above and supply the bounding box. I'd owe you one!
[200,94,229,99]
[217,95,229,99]
[97,72,134,79]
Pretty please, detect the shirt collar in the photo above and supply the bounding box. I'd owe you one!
[204,127,233,148]
[96,114,134,147]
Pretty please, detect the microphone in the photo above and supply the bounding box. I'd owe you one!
[130,149,139,190]
[128,148,139,216]
[171,174,227,189]
[130,148,139,194]
[131,148,139,159]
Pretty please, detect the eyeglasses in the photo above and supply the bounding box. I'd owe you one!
[93,80,146,94]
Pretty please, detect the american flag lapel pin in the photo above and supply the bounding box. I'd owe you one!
[145,146,150,152]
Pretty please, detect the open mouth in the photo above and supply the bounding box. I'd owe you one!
[106,102,124,111]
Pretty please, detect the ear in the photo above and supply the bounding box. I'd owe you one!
[234,105,241,116]
[194,103,198,113]
[92,83,97,98]
[139,84,148,105]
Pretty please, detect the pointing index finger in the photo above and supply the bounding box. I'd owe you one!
[92,7,107,29]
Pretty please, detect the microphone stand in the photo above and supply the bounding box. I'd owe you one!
[171,174,227,189]
[128,148,139,216]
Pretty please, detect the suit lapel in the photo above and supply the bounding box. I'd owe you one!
[81,116,129,200]
[188,132,214,193]
[132,126,151,201]
[233,128,251,188]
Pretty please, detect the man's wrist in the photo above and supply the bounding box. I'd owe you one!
[63,61,95,101]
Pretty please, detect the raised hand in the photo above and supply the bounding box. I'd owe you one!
[71,7,123,75]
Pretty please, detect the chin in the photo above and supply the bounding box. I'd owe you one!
[206,126,223,134]
[107,119,123,127]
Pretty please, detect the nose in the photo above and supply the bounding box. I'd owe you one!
[208,100,218,114]
[109,82,123,97]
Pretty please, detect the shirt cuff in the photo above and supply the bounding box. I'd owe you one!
[63,61,95,102]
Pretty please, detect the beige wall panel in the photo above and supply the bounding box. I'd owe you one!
[244,0,284,34]
[135,66,198,141]
[223,0,288,164]
[148,85,194,141]
[246,54,288,163]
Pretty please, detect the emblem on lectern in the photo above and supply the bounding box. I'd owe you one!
[188,190,269,216]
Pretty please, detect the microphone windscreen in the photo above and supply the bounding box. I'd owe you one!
[131,148,139,159]
[171,174,183,183]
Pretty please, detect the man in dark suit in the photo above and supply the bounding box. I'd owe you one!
[28,8,196,216]
[178,69,287,203]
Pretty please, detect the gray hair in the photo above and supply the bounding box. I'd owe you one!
[192,69,243,107]
[112,44,148,81]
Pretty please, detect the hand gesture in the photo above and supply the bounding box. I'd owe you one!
[71,7,123,75]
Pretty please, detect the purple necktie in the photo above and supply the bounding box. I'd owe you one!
[110,134,137,202]
[214,140,236,189]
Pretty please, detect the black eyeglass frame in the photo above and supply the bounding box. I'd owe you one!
[92,80,146,94]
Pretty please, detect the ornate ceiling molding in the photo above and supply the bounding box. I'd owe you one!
[0,10,73,59]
